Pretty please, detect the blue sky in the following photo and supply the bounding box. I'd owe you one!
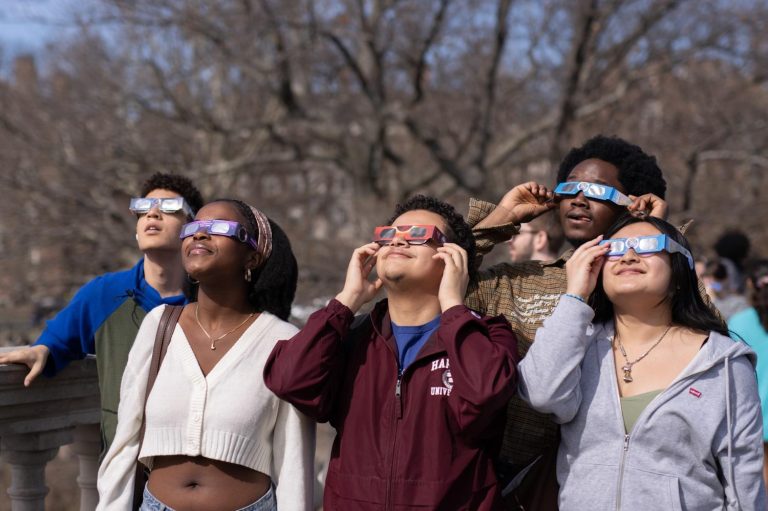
[0,0,83,56]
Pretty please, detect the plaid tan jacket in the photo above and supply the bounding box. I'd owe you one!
[465,199,569,466]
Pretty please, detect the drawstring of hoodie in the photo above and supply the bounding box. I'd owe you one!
[724,356,742,510]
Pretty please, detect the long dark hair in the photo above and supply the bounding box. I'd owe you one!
[590,214,728,335]
[187,199,298,320]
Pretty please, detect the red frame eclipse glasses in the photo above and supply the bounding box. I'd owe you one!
[372,225,447,246]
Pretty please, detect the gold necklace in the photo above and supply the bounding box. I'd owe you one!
[614,325,672,383]
[194,304,255,350]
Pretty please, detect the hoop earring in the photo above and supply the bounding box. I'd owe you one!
[187,274,199,285]
[245,268,252,283]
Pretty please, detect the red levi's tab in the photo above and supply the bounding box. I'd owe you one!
[689,387,702,398]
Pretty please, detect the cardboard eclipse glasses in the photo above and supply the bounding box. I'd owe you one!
[554,181,632,207]
[373,225,447,246]
[599,234,694,269]
[180,220,258,250]
[130,197,194,216]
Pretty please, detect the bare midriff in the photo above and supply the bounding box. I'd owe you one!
[147,455,271,511]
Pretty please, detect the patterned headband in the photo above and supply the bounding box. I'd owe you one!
[248,206,273,261]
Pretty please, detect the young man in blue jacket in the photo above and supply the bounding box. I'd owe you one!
[0,172,203,454]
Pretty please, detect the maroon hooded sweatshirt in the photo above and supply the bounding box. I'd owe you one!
[264,298,518,510]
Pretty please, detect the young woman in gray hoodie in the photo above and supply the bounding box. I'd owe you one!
[519,214,766,510]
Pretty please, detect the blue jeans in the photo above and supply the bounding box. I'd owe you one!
[140,483,277,511]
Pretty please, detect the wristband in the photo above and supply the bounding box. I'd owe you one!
[563,293,586,304]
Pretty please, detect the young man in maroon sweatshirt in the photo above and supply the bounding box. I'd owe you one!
[264,195,518,510]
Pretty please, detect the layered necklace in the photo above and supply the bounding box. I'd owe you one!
[614,325,672,383]
[194,304,255,350]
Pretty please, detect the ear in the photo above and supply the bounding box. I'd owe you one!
[533,231,548,252]
[245,250,264,271]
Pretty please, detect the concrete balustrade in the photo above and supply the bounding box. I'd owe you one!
[0,349,100,511]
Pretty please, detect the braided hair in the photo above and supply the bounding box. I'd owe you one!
[214,199,298,320]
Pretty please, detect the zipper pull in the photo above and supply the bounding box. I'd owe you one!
[623,434,630,451]
[395,374,403,419]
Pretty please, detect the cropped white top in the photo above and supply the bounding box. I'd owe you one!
[97,305,314,510]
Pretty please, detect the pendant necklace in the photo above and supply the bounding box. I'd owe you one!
[614,325,672,383]
[194,304,255,350]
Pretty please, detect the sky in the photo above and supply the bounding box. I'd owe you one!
[0,0,83,57]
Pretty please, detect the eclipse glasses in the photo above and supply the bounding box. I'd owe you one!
[599,234,694,269]
[130,197,194,217]
[373,225,447,246]
[554,181,632,207]
[180,220,258,250]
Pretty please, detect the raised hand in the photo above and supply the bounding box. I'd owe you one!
[497,181,557,225]
[335,242,383,313]
[628,193,668,220]
[565,235,610,301]
[433,243,469,312]
[0,345,50,387]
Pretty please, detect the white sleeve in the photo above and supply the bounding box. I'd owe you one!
[272,397,316,510]
[96,306,163,510]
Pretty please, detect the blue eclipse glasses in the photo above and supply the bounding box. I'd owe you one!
[554,181,632,207]
[599,234,694,269]
[180,219,258,250]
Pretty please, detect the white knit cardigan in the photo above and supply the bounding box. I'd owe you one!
[97,305,315,510]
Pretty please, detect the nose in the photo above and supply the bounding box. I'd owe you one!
[191,227,210,240]
[388,235,409,247]
[618,248,640,264]
[146,204,162,219]
[570,191,589,208]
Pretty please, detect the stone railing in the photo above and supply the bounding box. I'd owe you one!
[0,349,100,511]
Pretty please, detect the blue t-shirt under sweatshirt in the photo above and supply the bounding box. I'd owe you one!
[391,315,441,371]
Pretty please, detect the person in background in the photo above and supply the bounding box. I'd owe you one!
[702,258,751,320]
[729,259,768,492]
[264,195,518,510]
[0,172,203,455]
[520,214,765,509]
[714,229,751,293]
[97,199,314,510]
[506,210,565,262]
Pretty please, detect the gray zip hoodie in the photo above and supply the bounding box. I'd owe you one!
[519,295,766,510]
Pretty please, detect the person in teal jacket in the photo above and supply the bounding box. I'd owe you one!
[0,172,203,454]
[729,259,768,490]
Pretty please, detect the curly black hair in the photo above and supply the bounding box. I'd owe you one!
[557,135,667,199]
[387,195,477,281]
[140,172,205,215]
[221,199,298,320]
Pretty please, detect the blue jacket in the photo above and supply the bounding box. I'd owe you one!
[34,259,187,452]
[36,259,186,373]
